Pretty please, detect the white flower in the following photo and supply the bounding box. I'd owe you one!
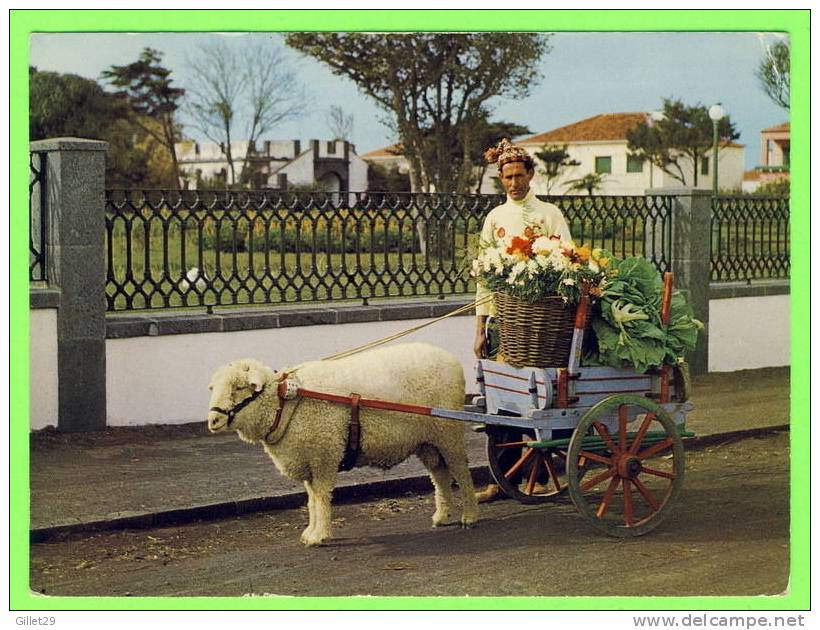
[526,259,539,275]
[535,254,550,269]
[562,277,576,286]
[547,249,568,271]
[532,235,556,255]
[510,260,528,280]
[588,258,600,273]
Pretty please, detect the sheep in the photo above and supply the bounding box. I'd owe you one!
[207,342,478,546]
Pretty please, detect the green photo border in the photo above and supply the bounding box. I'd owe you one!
[10,8,809,611]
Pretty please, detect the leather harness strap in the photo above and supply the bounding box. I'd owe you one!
[338,393,362,472]
[269,375,435,469]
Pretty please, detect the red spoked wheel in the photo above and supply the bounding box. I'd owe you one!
[487,428,577,504]
[566,394,685,537]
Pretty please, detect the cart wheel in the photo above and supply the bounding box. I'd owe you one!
[487,428,575,504]
[567,394,685,537]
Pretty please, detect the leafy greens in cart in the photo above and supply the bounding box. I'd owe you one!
[583,255,703,374]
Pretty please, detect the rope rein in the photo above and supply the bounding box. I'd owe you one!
[319,295,493,362]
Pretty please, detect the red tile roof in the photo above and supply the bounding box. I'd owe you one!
[361,143,404,159]
[520,112,743,148]
[762,122,790,133]
[519,113,649,144]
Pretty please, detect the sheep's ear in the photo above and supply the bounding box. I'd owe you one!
[247,365,266,392]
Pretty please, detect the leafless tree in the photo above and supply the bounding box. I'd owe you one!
[326,105,354,141]
[185,38,306,187]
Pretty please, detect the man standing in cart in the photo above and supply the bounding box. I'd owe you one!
[473,138,573,503]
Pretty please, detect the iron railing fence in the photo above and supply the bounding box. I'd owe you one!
[104,190,674,312]
[710,196,790,282]
[29,151,47,282]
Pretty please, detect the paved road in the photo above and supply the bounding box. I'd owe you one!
[30,432,789,598]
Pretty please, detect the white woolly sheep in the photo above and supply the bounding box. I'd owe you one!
[207,342,478,546]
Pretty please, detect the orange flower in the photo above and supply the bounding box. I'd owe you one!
[589,286,604,297]
[507,236,533,257]
[575,245,591,262]
[562,246,582,264]
[598,257,610,268]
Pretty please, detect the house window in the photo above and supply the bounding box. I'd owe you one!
[327,141,337,154]
[783,146,790,166]
[701,156,709,176]
[626,155,644,173]
[595,156,612,174]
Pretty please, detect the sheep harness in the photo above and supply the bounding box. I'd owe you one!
[212,371,441,472]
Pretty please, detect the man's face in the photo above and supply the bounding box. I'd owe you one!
[499,161,534,201]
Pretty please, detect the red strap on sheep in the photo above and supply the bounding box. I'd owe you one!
[267,376,436,469]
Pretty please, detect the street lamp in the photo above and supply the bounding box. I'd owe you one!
[708,103,726,195]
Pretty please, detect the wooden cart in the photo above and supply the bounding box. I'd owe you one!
[458,272,693,537]
[279,273,692,536]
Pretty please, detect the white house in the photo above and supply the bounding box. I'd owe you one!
[742,122,790,193]
[360,143,409,174]
[362,113,745,195]
[176,139,369,192]
[515,113,745,195]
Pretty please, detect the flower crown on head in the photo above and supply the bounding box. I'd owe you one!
[483,138,532,170]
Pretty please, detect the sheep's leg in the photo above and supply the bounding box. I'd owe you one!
[301,481,317,544]
[439,446,479,528]
[301,476,335,546]
[417,445,455,527]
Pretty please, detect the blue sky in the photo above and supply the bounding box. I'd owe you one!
[29,31,788,169]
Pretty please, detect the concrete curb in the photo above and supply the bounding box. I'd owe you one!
[29,425,788,543]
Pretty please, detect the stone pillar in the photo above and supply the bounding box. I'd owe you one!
[649,188,712,375]
[31,138,108,431]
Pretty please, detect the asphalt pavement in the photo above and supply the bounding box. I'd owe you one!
[29,366,790,541]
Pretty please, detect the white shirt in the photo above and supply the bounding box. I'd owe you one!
[475,190,572,317]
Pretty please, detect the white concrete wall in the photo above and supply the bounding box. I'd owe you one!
[349,154,369,191]
[521,142,745,195]
[30,309,59,430]
[267,140,300,159]
[274,151,315,187]
[105,316,477,426]
[647,146,745,192]
[31,291,791,429]
[708,294,790,372]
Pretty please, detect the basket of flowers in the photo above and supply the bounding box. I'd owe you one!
[471,227,610,368]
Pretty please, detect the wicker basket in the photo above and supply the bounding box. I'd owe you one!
[494,292,581,368]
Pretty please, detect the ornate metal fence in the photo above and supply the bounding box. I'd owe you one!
[104,190,674,312]
[29,151,48,282]
[711,196,790,282]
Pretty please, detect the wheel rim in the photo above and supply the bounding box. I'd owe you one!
[487,429,574,504]
[566,394,685,537]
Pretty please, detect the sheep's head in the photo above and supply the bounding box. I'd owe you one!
[207,359,269,433]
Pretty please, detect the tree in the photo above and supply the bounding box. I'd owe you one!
[534,144,580,194]
[184,39,306,188]
[29,66,169,187]
[757,38,790,110]
[626,98,740,187]
[184,41,244,186]
[367,163,411,192]
[565,172,607,196]
[101,48,186,188]
[466,116,532,193]
[326,105,354,141]
[30,66,123,139]
[286,33,550,194]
